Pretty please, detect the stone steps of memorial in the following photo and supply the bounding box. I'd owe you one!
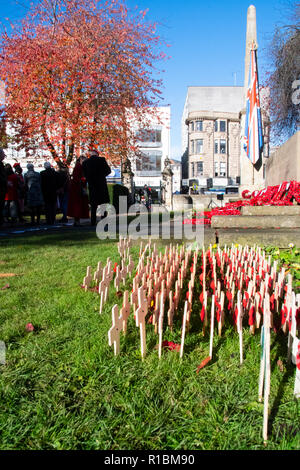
[241,205,300,216]
[211,215,300,229]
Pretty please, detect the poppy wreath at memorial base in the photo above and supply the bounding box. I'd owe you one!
[183,181,300,226]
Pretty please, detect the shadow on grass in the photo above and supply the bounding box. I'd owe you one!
[268,330,297,438]
[0,230,118,249]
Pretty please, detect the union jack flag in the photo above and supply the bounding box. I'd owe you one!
[243,44,264,165]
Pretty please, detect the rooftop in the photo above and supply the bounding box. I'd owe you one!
[186,86,244,114]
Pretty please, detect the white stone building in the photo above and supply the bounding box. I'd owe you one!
[169,159,182,193]
[130,106,171,192]
[181,86,269,190]
[182,86,244,189]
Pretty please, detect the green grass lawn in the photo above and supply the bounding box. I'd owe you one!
[0,232,299,450]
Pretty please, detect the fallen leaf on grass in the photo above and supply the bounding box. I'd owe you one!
[25,323,35,332]
[89,286,98,293]
[154,341,181,352]
[0,283,10,290]
[162,341,181,352]
[0,273,17,278]
[196,356,211,373]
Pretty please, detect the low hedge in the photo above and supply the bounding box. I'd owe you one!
[107,183,130,214]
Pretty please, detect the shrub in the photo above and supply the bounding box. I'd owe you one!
[107,183,129,214]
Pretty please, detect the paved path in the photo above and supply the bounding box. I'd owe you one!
[0,217,299,249]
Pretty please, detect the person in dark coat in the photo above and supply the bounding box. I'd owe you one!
[143,185,152,211]
[67,156,90,226]
[82,150,111,225]
[24,163,44,225]
[0,148,7,226]
[40,161,59,225]
[13,163,26,222]
[56,164,70,223]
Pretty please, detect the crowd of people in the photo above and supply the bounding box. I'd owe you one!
[136,185,152,211]
[0,148,111,228]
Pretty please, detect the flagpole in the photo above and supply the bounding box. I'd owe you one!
[252,41,256,187]
[246,40,260,187]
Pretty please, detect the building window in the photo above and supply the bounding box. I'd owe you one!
[220,120,226,132]
[135,128,161,144]
[135,150,162,176]
[214,162,219,177]
[220,139,226,154]
[195,139,203,154]
[135,128,162,148]
[214,120,218,132]
[214,140,218,154]
[220,162,226,177]
[190,140,195,154]
[197,162,203,175]
[190,121,194,132]
[195,120,203,131]
[191,162,195,177]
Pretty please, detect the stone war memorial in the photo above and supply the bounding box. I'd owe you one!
[0,0,299,454]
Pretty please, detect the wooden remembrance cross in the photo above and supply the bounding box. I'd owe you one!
[120,290,131,335]
[83,266,92,292]
[158,291,165,359]
[99,272,110,314]
[108,305,123,356]
[136,287,148,360]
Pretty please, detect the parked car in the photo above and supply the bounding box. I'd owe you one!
[225,186,239,194]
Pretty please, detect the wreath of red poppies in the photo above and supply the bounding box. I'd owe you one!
[183,181,300,226]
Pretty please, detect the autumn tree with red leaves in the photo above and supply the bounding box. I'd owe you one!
[0,0,167,166]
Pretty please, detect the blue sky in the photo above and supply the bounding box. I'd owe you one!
[0,0,292,158]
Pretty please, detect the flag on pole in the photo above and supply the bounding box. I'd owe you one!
[243,44,264,165]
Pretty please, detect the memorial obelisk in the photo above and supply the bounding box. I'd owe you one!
[239,5,265,194]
